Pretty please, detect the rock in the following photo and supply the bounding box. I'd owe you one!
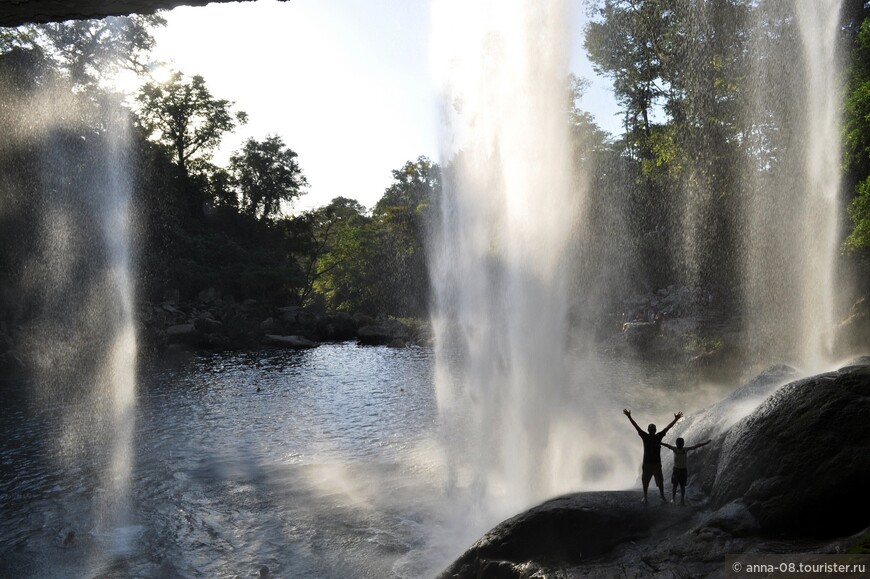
[357,325,394,345]
[354,313,375,328]
[264,334,317,349]
[670,364,799,484]
[197,287,219,304]
[161,303,183,316]
[296,311,318,328]
[278,306,301,323]
[358,320,413,346]
[0,350,24,374]
[443,363,870,576]
[165,323,196,343]
[193,316,223,333]
[695,501,760,537]
[622,321,658,345]
[843,354,870,368]
[0,329,14,353]
[259,317,277,332]
[317,313,357,340]
[708,362,870,535]
[439,491,696,578]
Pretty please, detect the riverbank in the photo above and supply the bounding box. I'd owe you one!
[134,288,432,357]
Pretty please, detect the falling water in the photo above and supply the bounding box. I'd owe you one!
[427,0,847,542]
[429,0,583,520]
[742,0,843,372]
[94,101,139,553]
[794,0,843,368]
[2,60,139,564]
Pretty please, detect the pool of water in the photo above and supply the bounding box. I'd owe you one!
[0,344,455,578]
[0,342,737,578]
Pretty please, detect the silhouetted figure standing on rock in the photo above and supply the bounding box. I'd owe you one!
[623,408,683,505]
[661,437,710,505]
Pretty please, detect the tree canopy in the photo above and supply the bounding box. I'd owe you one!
[229,135,308,221]
[137,71,248,178]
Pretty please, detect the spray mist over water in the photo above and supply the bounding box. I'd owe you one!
[426,2,848,560]
[741,0,843,372]
[2,60,139,563]
[429,0,609,527]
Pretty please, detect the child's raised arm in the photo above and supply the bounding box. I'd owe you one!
[686,440,711,451]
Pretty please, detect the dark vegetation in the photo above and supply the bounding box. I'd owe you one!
[0,14,438,351]
[2,1,870,353]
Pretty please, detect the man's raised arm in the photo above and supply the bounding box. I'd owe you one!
[623,408,643,435]
[659,411,684,436]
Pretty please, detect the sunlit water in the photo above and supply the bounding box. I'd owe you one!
[1,345,437,578]
[0,342,738,578]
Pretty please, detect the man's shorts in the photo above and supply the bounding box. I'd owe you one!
[641,463,663,487]
[672,467,688,486]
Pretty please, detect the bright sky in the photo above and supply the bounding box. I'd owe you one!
[146,0,621,213]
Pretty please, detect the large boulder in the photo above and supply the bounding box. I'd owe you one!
[708,362,870,535]
[442,362,870,577]
[665,364,799,483]
[439,491,695,578]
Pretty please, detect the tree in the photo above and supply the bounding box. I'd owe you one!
[229,135,308,221]
[584,0,751,289]
[844,17,870,255]
[372,157,441,316]
[2,15,165,87]
[136,71,247,179]
[287,197,369,307]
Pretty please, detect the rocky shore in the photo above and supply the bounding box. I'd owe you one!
[440,359,870,578]
[135,288,432,356]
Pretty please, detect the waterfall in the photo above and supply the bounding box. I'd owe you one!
[429,0,582,519]
[2,62,139,560]
[741,0,843,372]
[426,0,847,542]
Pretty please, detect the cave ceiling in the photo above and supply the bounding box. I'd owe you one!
[0,0,265,28]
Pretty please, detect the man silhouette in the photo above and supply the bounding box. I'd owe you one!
[623,408,683,505]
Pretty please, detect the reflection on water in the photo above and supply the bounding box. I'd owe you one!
[0,343,736,578]
[1,344,441,578]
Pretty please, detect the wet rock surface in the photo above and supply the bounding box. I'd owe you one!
[708,363,870,535]
[440,491,696,578]
[442,360,870,578]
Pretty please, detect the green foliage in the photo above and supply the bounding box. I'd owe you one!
[229,135,308,221]
[294,158,440,317]
[844,177,870,252]
[583,0,759,290]
[844,17,870,255]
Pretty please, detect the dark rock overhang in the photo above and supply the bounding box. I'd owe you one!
[0,0,267,28]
